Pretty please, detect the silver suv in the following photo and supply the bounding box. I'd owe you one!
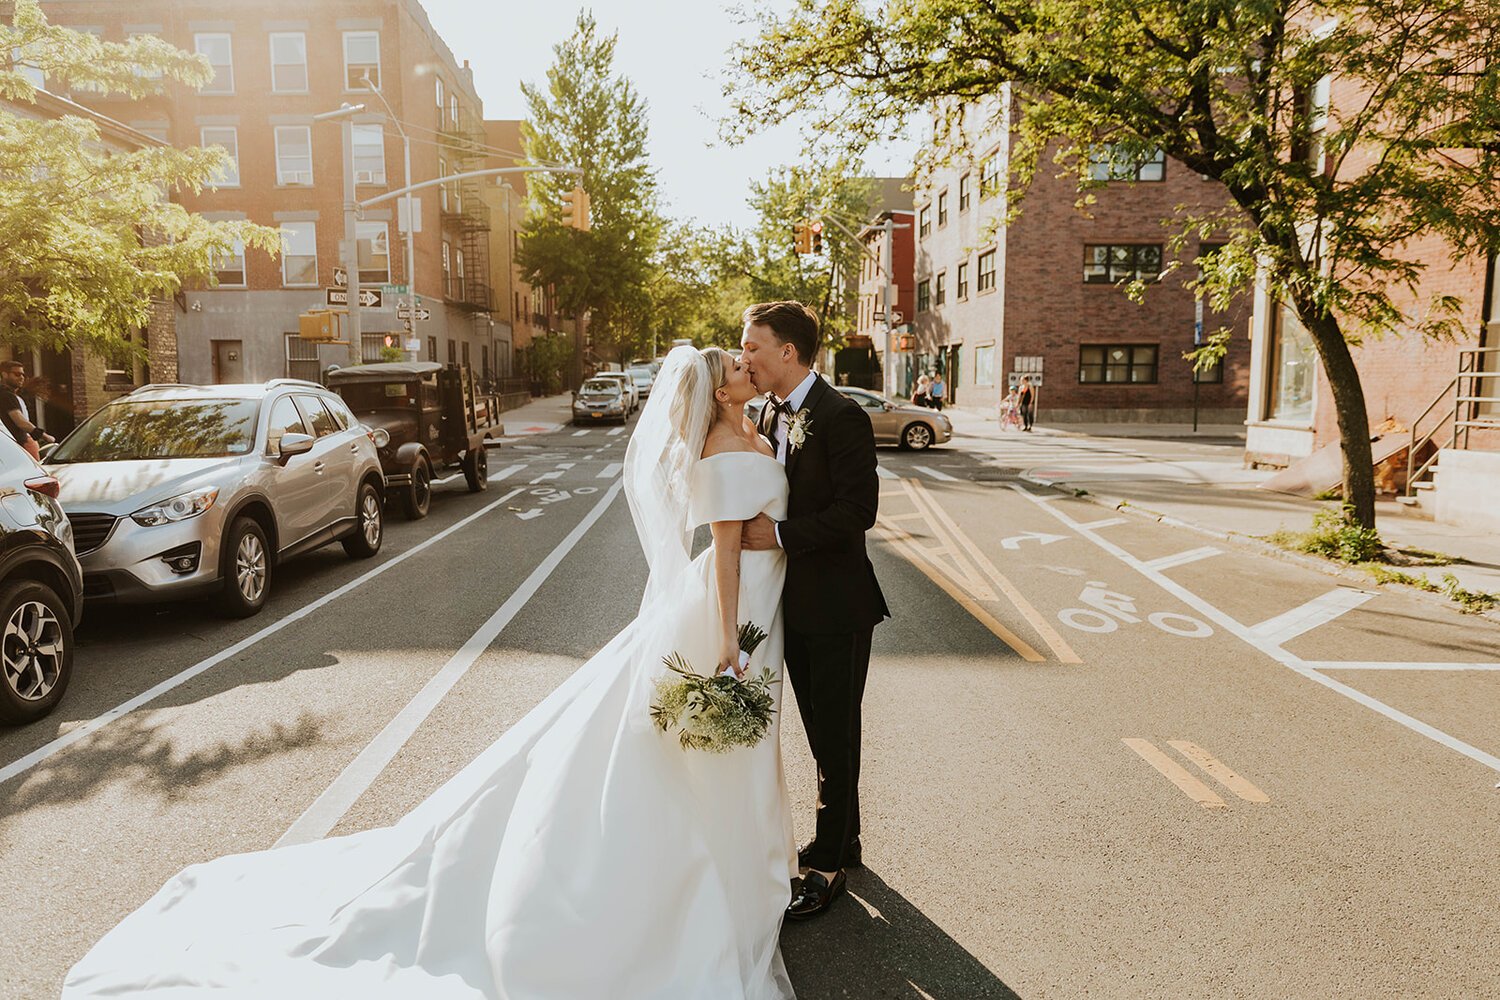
[45,380,386,618]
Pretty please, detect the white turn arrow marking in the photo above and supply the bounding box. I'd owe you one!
[515,509,544,521]
[1000,531,1068,550]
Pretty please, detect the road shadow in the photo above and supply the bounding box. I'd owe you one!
[782,868,1021,999]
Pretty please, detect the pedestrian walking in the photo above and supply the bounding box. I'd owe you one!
[929,373,946,412]
[999,387,1023,431]
[911,374,931,408]
[0,361,51,460]
[1017,375,1036,432]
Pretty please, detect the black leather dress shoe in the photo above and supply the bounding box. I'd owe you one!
[797,838,862,870]
[786,869,846,921]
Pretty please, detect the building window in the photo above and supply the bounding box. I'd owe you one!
[977,249,997,292]
[958,174,971,212]
[344,31,381,90]
[128,33,162,80]
[438,157,449,211]
[957,261,969,300]
[462,341,470,367]
[1194,356,1225,384]
[435,75,445,120]
[274,125,313,186]
[1087,145,1166,182]
[1268,302,1316,421]
[285,333,319,382]
[918,204,931,238]
[194,33,234,94]
[269,32,308,93]
[455,247,466,292]
[975,343,995,386]
[1083,244,1163,283]
[1079,344,1159,384]
[936,190,948,227]
[213,238,246,287]
[428,336,438,361]
[200,126,239,187]
[449,93,460,127]
[935,271,947,307]
[357,221,389,284]
[447,339,457,364]
[442,240,452,295]
[352,124,385,185]
[280,222,317,287]
[917,279,931,312]
[979,154,1000,198]
[514,291,521,321]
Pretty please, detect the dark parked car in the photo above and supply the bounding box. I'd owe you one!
[0,431,82,724]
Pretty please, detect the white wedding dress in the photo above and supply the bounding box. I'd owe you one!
[64,447,797,999]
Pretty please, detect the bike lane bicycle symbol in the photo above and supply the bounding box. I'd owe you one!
[1058,581,1214,638]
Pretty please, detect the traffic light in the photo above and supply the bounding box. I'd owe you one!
[810,220,823,254]
[298,310,337,343]
[559,186,592,231]
[793,221,812,254]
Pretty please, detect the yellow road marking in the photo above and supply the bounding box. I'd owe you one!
[1123,738,1228,809]
[1168,741,1270,802]
[899,478,1082,664]
[876,524,1045,662]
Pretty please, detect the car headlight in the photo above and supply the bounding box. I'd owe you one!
[131,487,220,527]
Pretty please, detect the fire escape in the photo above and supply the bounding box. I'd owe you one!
[438,105,492,343]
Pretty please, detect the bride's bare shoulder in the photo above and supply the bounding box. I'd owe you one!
[700,425,759,459]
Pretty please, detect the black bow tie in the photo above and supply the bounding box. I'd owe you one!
[769,396,795,417]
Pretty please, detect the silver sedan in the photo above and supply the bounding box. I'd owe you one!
[748,385,953,450]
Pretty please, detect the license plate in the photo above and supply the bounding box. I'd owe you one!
[591,412,603,418]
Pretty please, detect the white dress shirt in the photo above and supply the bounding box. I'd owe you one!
[771,370,818,548]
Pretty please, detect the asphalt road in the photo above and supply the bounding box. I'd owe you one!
[3,415,1498,999]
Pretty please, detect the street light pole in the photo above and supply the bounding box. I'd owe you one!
[313,103,367,366]
[358,76,419,361]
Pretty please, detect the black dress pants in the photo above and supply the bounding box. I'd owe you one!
[784,625,873,872]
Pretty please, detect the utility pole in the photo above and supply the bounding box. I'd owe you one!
[314,103,366,366]
[358,74,419,362]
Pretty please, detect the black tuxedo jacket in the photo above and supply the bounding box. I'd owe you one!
[759,377,891,635]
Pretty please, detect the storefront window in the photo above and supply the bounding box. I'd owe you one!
[1268,302,1317,422]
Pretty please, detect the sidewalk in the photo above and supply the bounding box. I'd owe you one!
[497,393,573,437]
[946,404,1500,607]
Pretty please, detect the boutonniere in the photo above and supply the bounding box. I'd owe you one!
[787,409,813,452]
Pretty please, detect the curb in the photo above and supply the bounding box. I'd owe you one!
[1017,473,1500,624]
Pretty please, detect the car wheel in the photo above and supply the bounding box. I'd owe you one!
[0,579,74,725]
[342,482,384,559]
[902,422,934,450]
[216,516,271,618]
[401,459,432,520]
[463,446,489,492]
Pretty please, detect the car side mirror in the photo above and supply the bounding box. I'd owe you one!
[883,401,896,411]
[278,432,315,463]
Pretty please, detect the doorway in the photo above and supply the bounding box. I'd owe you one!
[212,340,244,384]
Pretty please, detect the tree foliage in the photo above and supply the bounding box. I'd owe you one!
[0,0,278,361]
[726,0,1500,528]
[517,12,662,367]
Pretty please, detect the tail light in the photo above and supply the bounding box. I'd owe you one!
[24,476,60,499]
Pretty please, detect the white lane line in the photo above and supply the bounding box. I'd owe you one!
[876,466,899,480]
[529,470,563,484]
[1308,661,1500,672]
[1143,546,1222,572]
[488,463,527,482]
[1010,484,1500,777]
[432,474,461,486]
[607,427,624,436]
[572,429,590,437]
[912,465,959,482]
[555,462,575,470]
[1076,517,1129,530]
[0,487,528,789]
[1250,589,1376,646]
[597,462,623,479]
[278,479,626,846]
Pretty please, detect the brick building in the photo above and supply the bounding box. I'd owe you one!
[40,0,498,386]
[911,94,1251,419]
[1,88,177,436]
[854,209,914,393]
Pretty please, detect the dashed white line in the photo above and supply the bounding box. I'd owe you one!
[488,463,527,482]
[432,474,461,486]
[598,462,623,479]
[555,462,575,470]
[913,465,959,482]
[572,429,590,437]
[876,466,899,480]
[1143,546,1222,572]
[607,427,624,436]
[0,486,528,789]
[278,479,626,846]
[529,470,563,484]
[1250,589,1376,646]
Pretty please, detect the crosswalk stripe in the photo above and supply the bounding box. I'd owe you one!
[1249,588,1376,646]
[1143,546,1221,571]
[529,470,563,484]
[487,463,527,482]
[912,465,959,482]
[598,462,623,479]
[607,427,624,436]
[556,462,575,469]
[572,429,590,437]
[876,466,899,480]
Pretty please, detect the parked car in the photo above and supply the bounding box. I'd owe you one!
[572,379,629,425]
[625,366,656,401]
[747,384,953,450]
[44,380,386,619]
[591,372,638,413]
[0,432,82,724]
[326,362,500,520]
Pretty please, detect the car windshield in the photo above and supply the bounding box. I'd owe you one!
[626,369,652,379]
[582,381,620,395]
[336,381,418,409]
[49,399,261,463]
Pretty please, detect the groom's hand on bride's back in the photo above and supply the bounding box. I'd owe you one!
[741,513,780,551]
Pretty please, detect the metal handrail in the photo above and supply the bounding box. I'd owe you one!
[1406,346,1500,495]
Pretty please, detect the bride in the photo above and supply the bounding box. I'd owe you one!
[64,346,798,999]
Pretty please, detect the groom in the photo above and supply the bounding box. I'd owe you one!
[740,300,890,920]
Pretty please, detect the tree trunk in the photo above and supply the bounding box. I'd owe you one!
[1301,309,1378,530]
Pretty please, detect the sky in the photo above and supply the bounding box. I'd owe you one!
[422,0,916,232]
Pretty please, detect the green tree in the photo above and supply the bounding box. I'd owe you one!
[0,0,278,362]
[643,222,755,352]
[727,0,1500,529]
[517,12,662,380]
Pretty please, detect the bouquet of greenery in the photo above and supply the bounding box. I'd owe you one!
[649,622,778,753]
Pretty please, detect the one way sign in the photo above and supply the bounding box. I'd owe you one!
[326,287,382,309]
